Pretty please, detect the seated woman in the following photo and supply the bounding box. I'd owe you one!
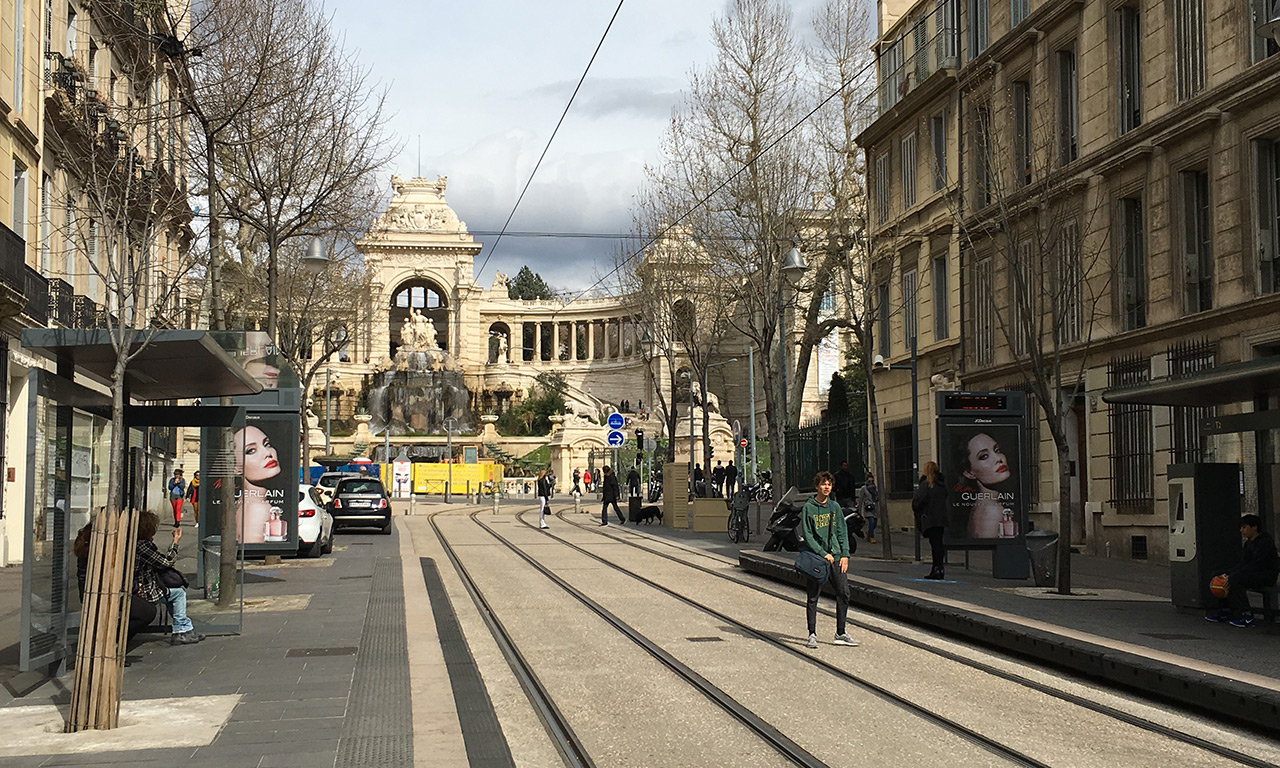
[74,520,157,641]
[133,511,205,645]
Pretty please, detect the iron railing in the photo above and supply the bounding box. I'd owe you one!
[785,416,867,493]
[47,278,76,326]
[1107,354,1153,512]
[1167,338,1216,464]
[0,222,26,296]
[23,268,48,326]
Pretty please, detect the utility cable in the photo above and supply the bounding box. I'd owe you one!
[474,0,628,279]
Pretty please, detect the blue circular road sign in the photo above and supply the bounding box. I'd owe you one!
[607,430,625,447]
[606,412,625,430]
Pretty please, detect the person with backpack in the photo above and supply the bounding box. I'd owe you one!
[856,472,879,544]
[185,471,200,525]
[800,471,859,649]
[600,466,624,526]
[167,469,186,526]
[572,467,582,496]
[535,469,553,529]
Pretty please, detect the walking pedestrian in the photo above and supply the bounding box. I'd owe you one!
[912,461,949,579]
[583,468,592,493]
[167,469,186,527]
[572,467,582,496]
[833,461,856,506]
[1206,514,1279,627]
[186,471,200,526]
[535,469,553,529]
[626,466,641,498]
[801,471,858,649]
[712,461,725,497]
[724,460,738,497]
[857,473,879,544]
[600,466,624,526]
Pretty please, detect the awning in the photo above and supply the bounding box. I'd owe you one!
[21,328,264,401]
[1102,356,1280,407]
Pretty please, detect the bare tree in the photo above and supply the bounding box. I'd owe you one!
[940,77,1112,593]
[47,2,196,730]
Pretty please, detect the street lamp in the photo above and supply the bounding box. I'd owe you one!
[302,236,330,273]
[872,335,919,560]
[777,241,808,488]
[702,357,737,494]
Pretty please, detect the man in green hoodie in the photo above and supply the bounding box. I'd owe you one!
[802,471,859,649]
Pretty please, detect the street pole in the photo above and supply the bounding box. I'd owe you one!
[911,334,921,562]
[324,368,332,455]
[686,373,695,496]
[445,418,455,504]
[747,345,757,484]
[701,358,738,494]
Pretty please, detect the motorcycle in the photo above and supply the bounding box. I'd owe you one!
[762,486,807,552]
[742,470,773,504]
[842,503,866,555]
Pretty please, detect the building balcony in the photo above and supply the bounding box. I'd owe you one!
[0,223,53,329]
[47,278,76,327]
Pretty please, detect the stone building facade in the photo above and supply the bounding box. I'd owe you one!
[859,0,1280,560]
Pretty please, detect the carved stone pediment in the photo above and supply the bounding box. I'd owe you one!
[362,175,473,241]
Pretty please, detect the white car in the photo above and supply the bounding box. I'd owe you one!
[298,484,334,558]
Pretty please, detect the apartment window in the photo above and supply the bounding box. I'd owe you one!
[1119,196,1147,330]
[1057,49,1079,165]
[886,423,915,494]
[973,103,993,208]
[880,40,904,109]
[40,173,50,272]
[902,268,918,347]
[911,17,931,82]
[875,151,891,224]
[901,133,918,209]
[1010,0,1029,27]
[968,0,989,57]
[1057,220,1082,344]
[1013,80,1032,186]
[1011,240,1034,356]
[1255,138,1280,295]
[1252,0,1280,63]
[14,0,24,112]
[932,254,949,339]
[877,282,891,357]
[88,43,96,90]
[87,218,97,297]
[12,160,27,239]
[1174,0,1205,101]
[1181,170,1212,313]
[930,113,947,190]
[66,6,76,56]
[937,0,958,62]
[1108,354,1153,512]
[64,196,75,280]
[43,0,52,81]
[1118,6,1142,134]
[973,256,994,365]
[1168,340,1216,464]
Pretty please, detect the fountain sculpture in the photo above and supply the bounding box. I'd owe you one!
[366,310,474,435]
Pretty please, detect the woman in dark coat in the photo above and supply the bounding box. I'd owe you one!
[912,460,949,580]
[600,466,624,526]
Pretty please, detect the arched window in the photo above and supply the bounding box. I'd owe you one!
[672,299,695,343]
[389,278,449,357]
[488,322,511,364]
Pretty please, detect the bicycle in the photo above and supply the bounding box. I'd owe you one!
[727,491,750,543]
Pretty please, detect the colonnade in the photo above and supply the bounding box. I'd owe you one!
[487,316,642,365]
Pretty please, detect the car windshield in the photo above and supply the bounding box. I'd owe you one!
[318,475,342,488]
[338,479,384,495]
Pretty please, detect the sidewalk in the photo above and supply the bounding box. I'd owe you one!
[613,515,1280,734]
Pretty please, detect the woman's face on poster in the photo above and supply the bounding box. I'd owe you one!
[963,433,1010,487]
[235,425,281,484]
[243,356,280,389]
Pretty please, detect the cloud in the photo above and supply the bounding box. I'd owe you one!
[528,77,683,121]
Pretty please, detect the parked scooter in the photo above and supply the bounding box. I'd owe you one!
[842,503,865,555]
[762,486,807,552]
[742,470,773,504]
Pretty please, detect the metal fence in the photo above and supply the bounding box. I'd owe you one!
[1107,354,1153,512]
[785,416,868,493]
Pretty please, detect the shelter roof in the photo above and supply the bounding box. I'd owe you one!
[1101,356,1280,407]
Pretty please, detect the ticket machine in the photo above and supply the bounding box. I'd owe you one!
[1168,463,1242,609]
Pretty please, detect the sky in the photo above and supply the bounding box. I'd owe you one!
[328,0,826,296]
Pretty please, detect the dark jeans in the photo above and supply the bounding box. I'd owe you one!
[129,596,157,640]
[805,563,849,636]
[1219,573,1275,616]
[601,499,622,524]
[925,526,946,572]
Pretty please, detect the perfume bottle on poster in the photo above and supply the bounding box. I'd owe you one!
[264,506,287,541]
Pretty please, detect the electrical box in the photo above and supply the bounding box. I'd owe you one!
[1168,463,1242,609]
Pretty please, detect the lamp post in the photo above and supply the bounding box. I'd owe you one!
[680,371,694,496]
[777,242,808,490]
[872,335,919,560]
[747,345,757,483]
[444,417,457,503]
[323,368,339,455]
[701,357,737,493]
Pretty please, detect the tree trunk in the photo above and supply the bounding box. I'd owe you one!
[866,361,893,560]
[1056,436,1073,595]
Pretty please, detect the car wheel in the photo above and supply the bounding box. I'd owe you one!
[381,519,393,535]
[321,529,334,554]
[302,535,322,558]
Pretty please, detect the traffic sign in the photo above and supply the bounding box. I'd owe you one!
[606,412,625,430]
[740,438,748,448]
[607,430,625,447]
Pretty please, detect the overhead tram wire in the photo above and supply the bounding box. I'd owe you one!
[473,0,628,281]
[549,54,880,320]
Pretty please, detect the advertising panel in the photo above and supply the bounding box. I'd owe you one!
[237,412,299,545]
[938,421,1024,544]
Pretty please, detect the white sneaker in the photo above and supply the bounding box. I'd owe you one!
[833,633,859,647]
[806,633,819,649]
[539,523,549,529]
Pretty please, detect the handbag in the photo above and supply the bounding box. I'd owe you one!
[794,503,838,583]
[157,566,188,589]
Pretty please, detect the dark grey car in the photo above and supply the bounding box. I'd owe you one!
[329,477,391,534]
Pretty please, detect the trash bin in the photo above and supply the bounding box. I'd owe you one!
[202,536,221,600]
[628,496,643,523]
[1025,530,1059,587]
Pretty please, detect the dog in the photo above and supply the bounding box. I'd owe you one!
[637,505,663,525]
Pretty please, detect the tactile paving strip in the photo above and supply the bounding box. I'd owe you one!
[337,557,414,767]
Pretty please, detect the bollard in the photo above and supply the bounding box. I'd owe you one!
[492,486,500,515]
[574,492,581,515]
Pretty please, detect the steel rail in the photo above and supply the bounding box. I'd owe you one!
[553,511,1277,768]
[465,511,832,768]
[426,510,596,768]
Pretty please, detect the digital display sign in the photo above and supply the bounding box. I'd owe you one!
[943,394,1008,411]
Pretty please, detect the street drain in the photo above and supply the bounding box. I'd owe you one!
[340,575,374,580]
[287,646,360,657]
[686,637,724,643]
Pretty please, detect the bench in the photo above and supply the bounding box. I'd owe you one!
[1248,584,1279,624]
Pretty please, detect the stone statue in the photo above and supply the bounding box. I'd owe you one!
[399,317,415,349]
[492,271,509,292]
[411,309,437,349]
[496,333,508,361]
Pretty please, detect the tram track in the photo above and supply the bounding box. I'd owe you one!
[469,510,1053,768]
[549,510,1277,768]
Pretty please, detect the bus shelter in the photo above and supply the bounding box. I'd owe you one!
[17,329,262,674]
